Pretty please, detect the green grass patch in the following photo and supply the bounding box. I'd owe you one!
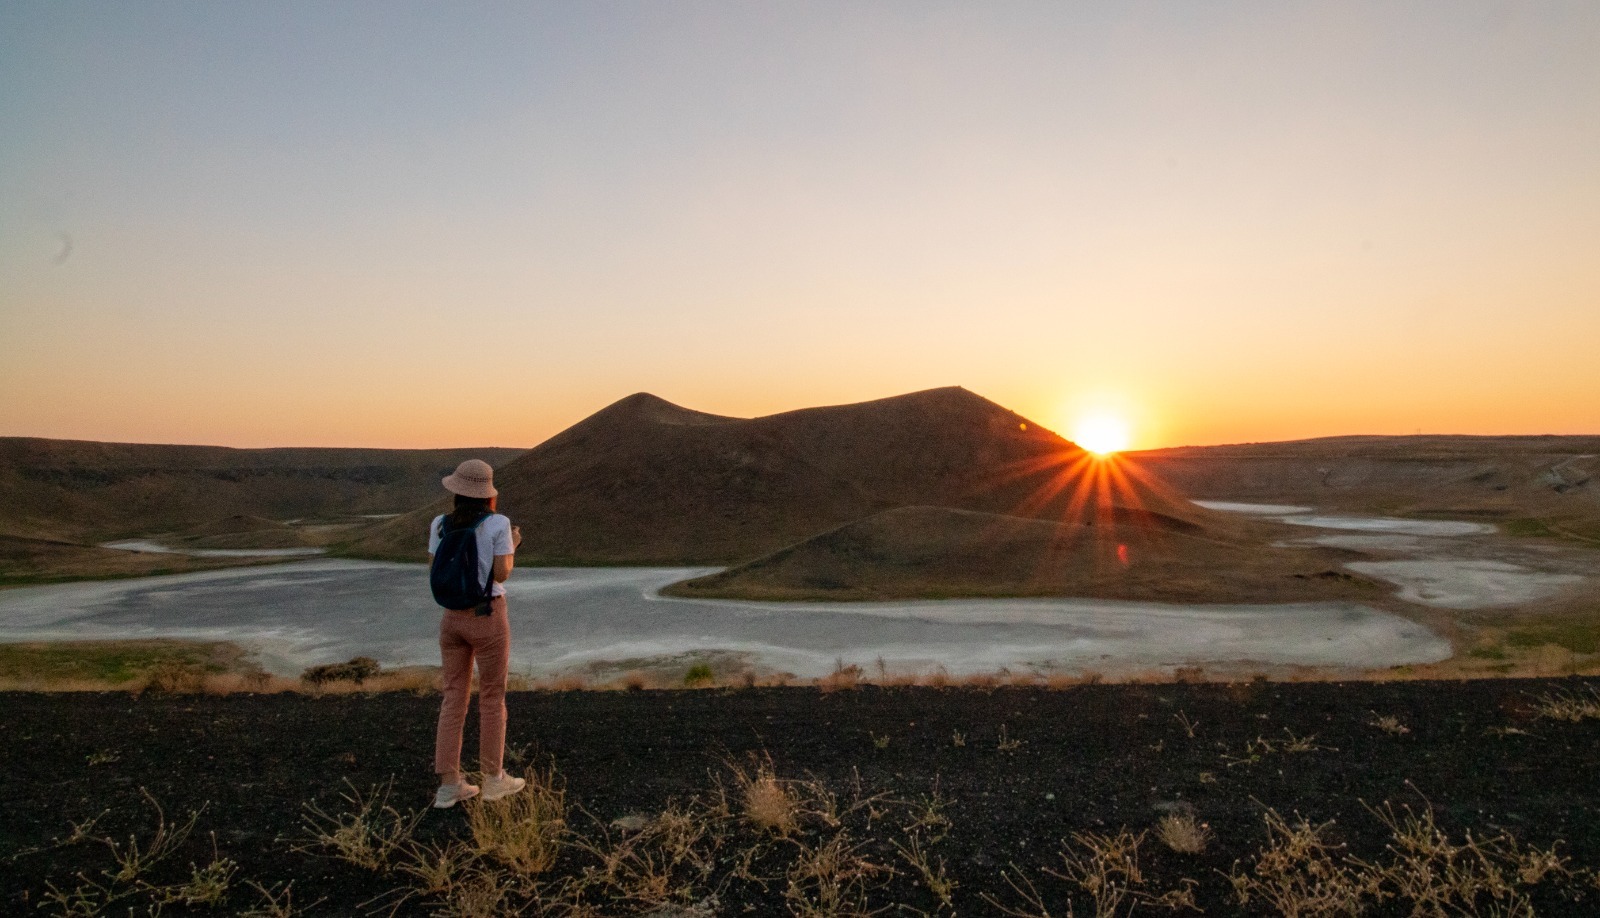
[1467,644,1508,661]
[0,639,251,685]
[1498,516,1600,546]
[1506,620,1600,655]
[1502,518,1559,538]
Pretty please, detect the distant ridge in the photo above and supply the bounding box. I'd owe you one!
[348,387,1200,565]
[0,439,525,543]
[1133,435,1600,543]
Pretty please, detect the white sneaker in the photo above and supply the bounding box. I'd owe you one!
[481,771,526,801]
[433,781,480,809]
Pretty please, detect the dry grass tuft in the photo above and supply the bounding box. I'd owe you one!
[733,760,800,836]
[1156,812,1212,855]
[465,767,568,875]
[1529,686,1600,721]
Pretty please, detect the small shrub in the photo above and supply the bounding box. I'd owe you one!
[300,657,381,687]
[818,661,863,692]
[143,660,206,694]
[683,663,715,687]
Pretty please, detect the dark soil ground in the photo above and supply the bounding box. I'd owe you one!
[4,678,1599,916]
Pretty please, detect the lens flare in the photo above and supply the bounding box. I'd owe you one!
[1072,414,1130,455]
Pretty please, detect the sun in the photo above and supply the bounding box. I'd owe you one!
[1071,413,1131,456]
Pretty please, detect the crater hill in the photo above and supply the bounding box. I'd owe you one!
[349,387,1375,607]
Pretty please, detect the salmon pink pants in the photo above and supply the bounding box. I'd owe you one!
[434,595,511,781]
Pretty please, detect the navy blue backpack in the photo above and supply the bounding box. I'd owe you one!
[430,511,496,613]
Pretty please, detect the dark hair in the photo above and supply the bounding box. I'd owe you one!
[447,494,493,529]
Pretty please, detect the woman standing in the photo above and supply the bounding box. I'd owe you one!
[428,459,526,808]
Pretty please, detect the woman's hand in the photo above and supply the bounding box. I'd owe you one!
[511,525,522,549]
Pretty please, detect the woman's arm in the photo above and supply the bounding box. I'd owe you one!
[491,524,521,583]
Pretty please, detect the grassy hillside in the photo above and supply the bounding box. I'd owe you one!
[664,504,1385,603]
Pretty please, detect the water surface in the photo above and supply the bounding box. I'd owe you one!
[0,562,1447,677]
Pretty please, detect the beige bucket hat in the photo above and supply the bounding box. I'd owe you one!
[442,459,498,498]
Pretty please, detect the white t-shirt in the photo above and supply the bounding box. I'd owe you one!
[428,512,515,599]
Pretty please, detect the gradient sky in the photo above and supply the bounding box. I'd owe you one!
[3,2,1597,450]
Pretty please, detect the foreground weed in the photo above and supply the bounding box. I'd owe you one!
[573,799,727,909]
[1529,686,1600,721]
[783,831,890,918]
[1228,809,1376,917]
[435,864,514,918]
[6,809,109,864]
[151,832,237,906]
[988,830,1197,917]
[107,792,202,884]
[1365,799,1571,911]
[396,840,482,898]
[37,791,234,917]
[906,789,953,842]
[1173,711,1200,738]
[240,880,323,917]
[1367,711,1411,736]
[466,767,568,875]
[893,832,957,909]
[1230,798,1575,917]
[299,778,421,872]
[1222,729,1333,767]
